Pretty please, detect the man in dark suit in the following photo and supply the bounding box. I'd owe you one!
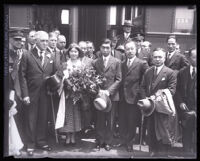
[133,34,144,58]
[86,41,97,60]
[140,48,177,157]
[56,35,68,65]
[116,20,134,48]
[25,30,36,51]
[92,38,122,151]
[19,31,57,156]
[9,30,28,145]
[175,47,196,157]
[118,40,148,152]
[165,36,189,74]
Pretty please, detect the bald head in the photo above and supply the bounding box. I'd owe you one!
[57,35,66,50]
[78,41,87,55]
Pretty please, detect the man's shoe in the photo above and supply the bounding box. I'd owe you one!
[27,149,34,156]
[40,145,52,151]
[95,144,101,151]
[104,144,111,151]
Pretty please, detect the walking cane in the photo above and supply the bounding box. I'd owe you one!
[50,93,59,143]
[139,113,144,151]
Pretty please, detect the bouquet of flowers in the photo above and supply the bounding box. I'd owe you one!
[63,67,106,105]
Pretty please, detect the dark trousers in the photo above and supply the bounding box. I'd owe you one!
[147,112,171,156]
[182,116,196,153]
[24,89,49,149]
[118,101,140,146]
[95,101,117,145]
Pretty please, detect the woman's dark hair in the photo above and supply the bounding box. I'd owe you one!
[67,43,84,58]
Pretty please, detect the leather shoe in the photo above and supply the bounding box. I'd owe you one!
[40,145,52,151]
[126,145,133,152]
[104,144,111,151]
[96,144,101,151]
[27,150,34,156]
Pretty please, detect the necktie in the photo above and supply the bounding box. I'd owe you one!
[192,67,196,79]
[103,57,107,68]
[127,59,131,68]
[154,67,158,78]
[168,53,171,60]
[40,51,44,66]
[111,50,114,57]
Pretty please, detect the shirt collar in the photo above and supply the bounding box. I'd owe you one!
[103,54,110,61]
[155,64,164,74]
[168,50,176,58]
[36,46,45,57]
[127,56,136,63]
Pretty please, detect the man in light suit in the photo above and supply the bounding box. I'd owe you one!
[19,31,57,156]
[92,38,122,151]
[119,40,149,152]
[165,36,189,74]
[140,48,177,157]
[175,47,196,157]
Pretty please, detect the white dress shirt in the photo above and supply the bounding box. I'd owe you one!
[127,56,136,67]
[155,64,164,75]
[102,55,111,68]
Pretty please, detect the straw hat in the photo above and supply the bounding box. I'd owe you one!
[93,92,112,112]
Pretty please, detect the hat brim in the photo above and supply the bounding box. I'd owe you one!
[93,93,112,112]
[138,99,155,117]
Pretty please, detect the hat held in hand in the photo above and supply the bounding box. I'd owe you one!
[93,91,112,112]
[137,98,155,116]
[46,74,61,92]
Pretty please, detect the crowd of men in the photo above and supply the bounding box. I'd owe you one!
[8,20,196,158]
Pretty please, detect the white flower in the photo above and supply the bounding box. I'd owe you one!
[46,54,51,58]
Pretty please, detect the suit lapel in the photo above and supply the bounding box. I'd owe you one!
[97,57,104,73]
[30,47,44,72]
[151,66,167,91]
[126,57,139,75]
[104,56,113,72]
[168,52,178,66]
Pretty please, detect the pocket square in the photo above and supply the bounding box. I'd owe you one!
[161,77,165,81]
[50,60,53,63]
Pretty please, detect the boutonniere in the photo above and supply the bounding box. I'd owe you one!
[46,54,51,58]
[161,77,166,81]
[50,60,53,63]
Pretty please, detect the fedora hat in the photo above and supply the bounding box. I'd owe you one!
[137,98,155,117]
[46,74,61,92]
[123,20,133,27]
[93,92,112,112]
